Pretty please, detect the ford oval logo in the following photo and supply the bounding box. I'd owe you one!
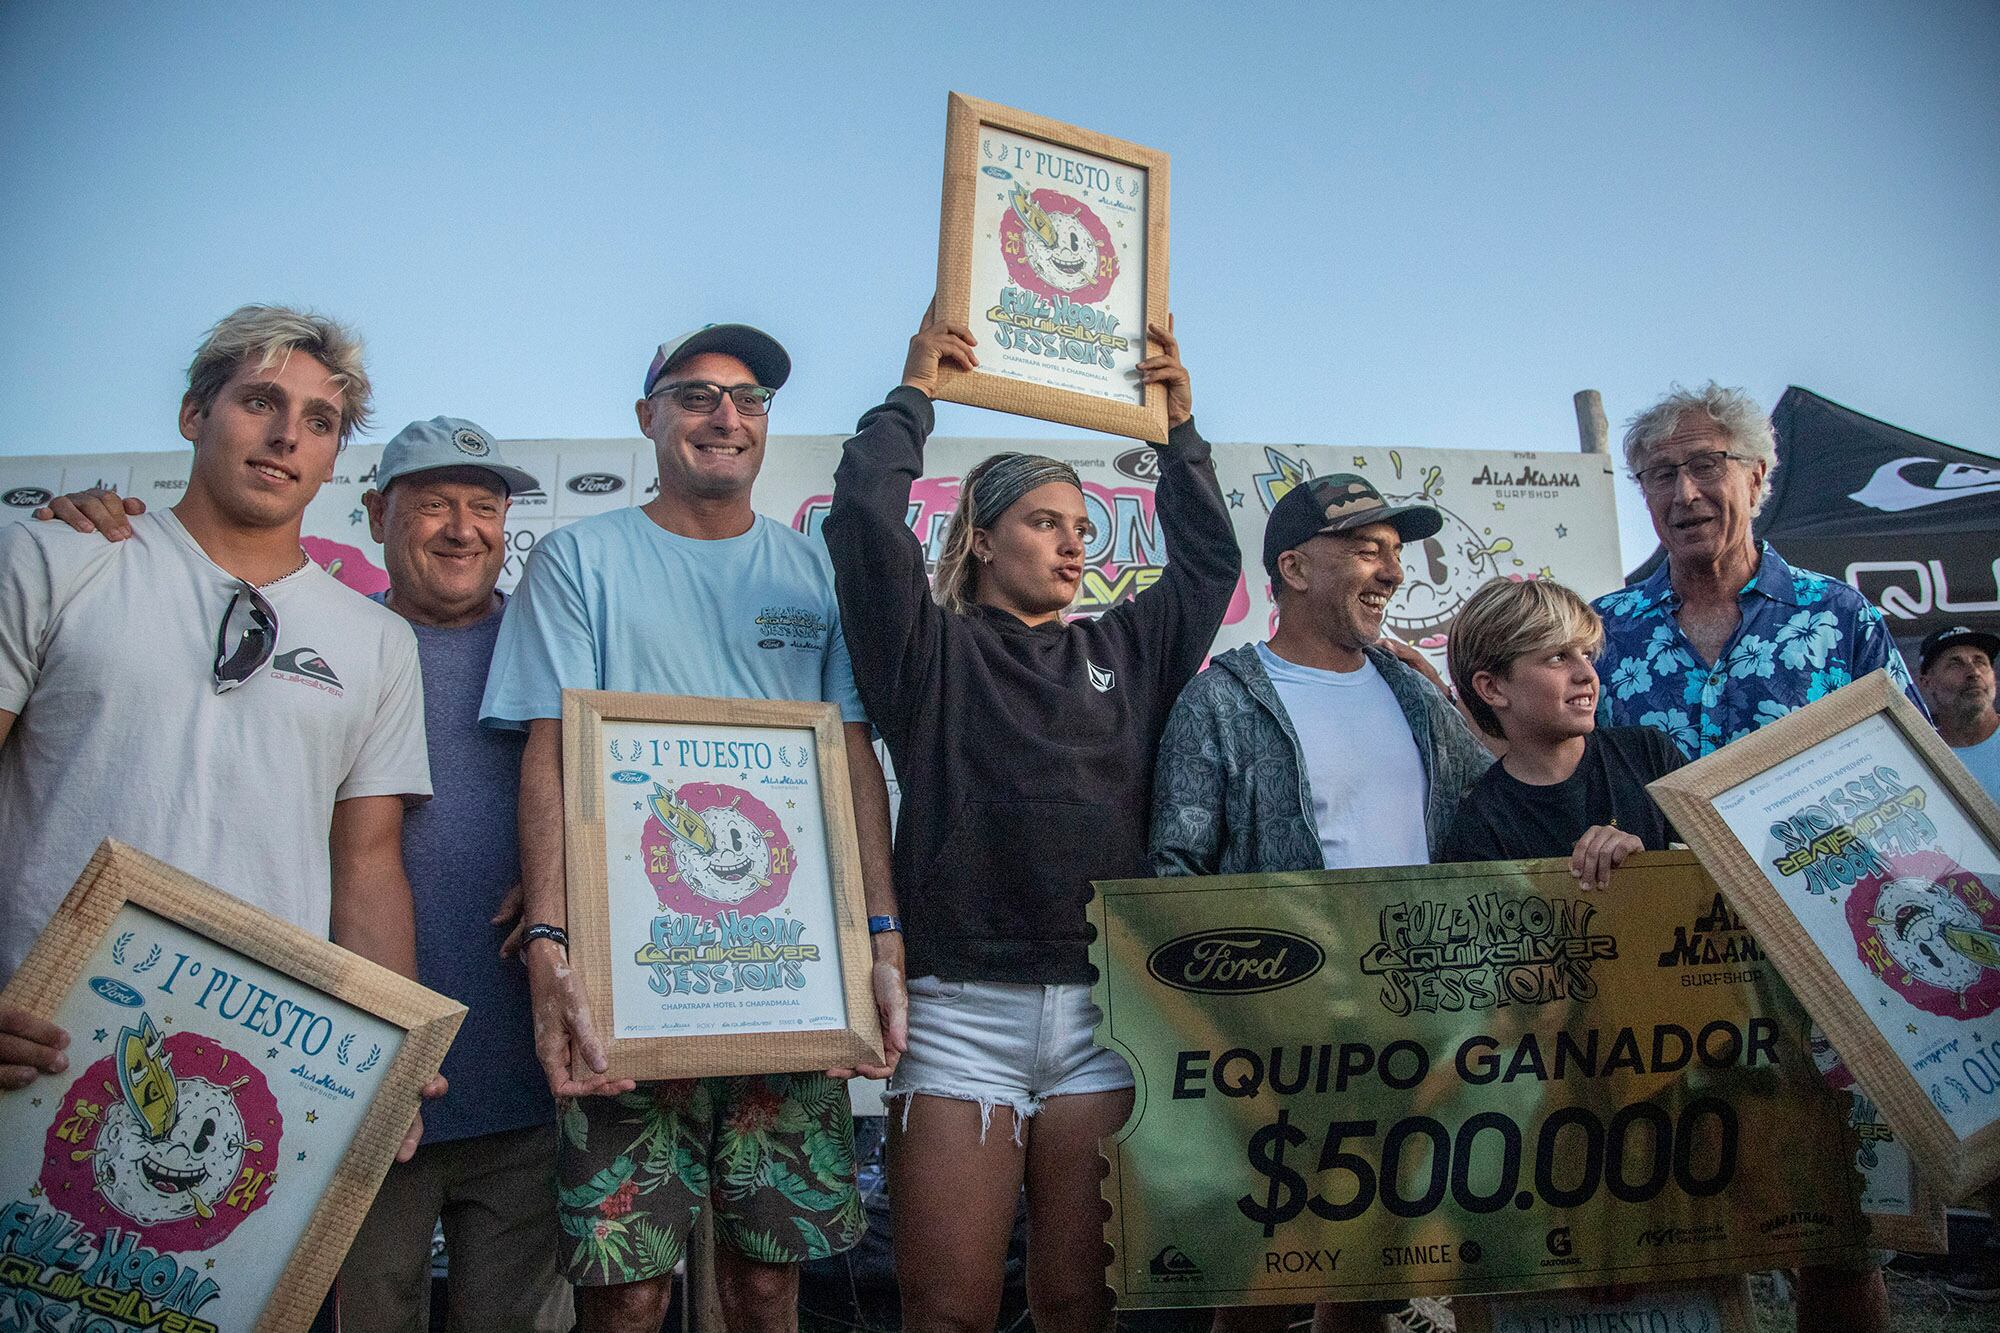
[610,770,649,785]
[981,166,1012,180]
[757,638,784,650]
[3,487,53,508]
[89,977,145,1007]
[566,473,625,495]
[1112,448,1158,483]
[1146,928,1322,995]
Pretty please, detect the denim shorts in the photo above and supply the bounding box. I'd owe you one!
[887,976,1133,1141]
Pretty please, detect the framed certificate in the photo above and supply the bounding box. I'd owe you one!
[934,92,1170,443]
[0,840,464,1332]
[1650,669,2000,1201]
[561,690,882,1081]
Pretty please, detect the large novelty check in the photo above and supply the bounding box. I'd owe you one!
[1088,852,1871,1308]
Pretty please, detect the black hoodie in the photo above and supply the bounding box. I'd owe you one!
[823,387,1241,983]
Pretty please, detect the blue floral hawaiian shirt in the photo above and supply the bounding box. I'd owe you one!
[1592,542,1926,759]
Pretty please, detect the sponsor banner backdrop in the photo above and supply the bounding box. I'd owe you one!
[0,439,1622,674]
[1087,851,1869,1309]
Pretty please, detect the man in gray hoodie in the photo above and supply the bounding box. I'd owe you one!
[1151,473,1491,881]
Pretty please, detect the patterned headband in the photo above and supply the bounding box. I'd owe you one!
[969,453,1082,528]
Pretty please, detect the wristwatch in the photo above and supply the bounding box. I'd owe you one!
[867,915,903,936]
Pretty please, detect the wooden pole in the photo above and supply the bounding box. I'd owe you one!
[1573,390,1609,455]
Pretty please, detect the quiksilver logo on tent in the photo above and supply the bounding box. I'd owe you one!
[1848,457,2000,513]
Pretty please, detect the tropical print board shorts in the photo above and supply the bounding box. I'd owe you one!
[556,1072,864,1285]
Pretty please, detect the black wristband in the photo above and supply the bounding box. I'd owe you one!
[523,923,569,951]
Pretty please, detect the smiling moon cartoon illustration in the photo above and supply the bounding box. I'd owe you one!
[90,1015,262,1226]
[643,781,798,920]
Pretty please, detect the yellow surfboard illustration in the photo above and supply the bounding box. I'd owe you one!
[1945,923,2000,971]
[650,784,715,855]
[1010,182,1058,248]
[117,1013,176,1140]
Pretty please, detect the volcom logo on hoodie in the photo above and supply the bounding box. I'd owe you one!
[1088,660,1115,693]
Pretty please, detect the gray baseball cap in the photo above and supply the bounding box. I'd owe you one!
[374,417,539,497]
[642,324,791,397]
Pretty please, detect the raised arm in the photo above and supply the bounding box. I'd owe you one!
[821,311,977,716]
[1103,320,1242,686]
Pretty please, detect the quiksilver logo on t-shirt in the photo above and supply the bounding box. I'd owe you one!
[272,648,344,695]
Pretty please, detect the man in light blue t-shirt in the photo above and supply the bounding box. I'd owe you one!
[480,324,904,1333]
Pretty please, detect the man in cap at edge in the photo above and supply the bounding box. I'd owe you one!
[1918,624,2000,800]
[1915,623,2000,1304]
[479,324,905,1333]
[1150,473,1492,1333]
[28,416,571,1330]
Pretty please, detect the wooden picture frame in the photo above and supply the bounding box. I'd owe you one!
[562,690,882,1081]
[934,91,1171,443]
[1649,669,2000,1201]
[1455,1275,1754,1333]
[0,839,464,1332]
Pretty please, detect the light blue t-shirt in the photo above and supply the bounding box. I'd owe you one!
[1255,641,1431,870]
[480,507,865,726]
[1954,727,2000,805]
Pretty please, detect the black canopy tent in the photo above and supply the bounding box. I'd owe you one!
[1626,386,2000,664]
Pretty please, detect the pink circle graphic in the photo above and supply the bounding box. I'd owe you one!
[39,1030,283,1253]
[1845,851,2000,1019]
[999,188,1119,304]
[642,782,796,921]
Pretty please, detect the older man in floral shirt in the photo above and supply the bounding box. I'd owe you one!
[1593,381,1922,1333]
[1595,382,1924,759]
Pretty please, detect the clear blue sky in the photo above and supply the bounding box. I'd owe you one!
[3,2,1995,567]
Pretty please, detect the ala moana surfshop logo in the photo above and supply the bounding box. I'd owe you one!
[634,782,819,997]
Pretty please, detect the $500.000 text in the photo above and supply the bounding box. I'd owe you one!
[1240,1097,1738,1236]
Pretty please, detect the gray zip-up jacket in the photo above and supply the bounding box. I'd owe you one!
[1148,642,1492,877]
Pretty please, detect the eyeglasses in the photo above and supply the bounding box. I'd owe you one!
[649,381,776,417]
[213,581,278,694]
[1633,449,1752,495]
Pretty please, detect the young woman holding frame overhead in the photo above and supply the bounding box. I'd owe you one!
[822,307,1240,1333]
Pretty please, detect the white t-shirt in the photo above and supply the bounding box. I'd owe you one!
[0,510,431,982]
[1256,642,1431,870]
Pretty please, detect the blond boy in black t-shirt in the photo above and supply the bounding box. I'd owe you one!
[1440,577,1684,885]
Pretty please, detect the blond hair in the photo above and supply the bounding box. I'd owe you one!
[1447,578,1604,736]
[185,305,373,445]
[931,455,999,614]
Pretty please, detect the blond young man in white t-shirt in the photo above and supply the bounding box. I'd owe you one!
[0,306,439,1157]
